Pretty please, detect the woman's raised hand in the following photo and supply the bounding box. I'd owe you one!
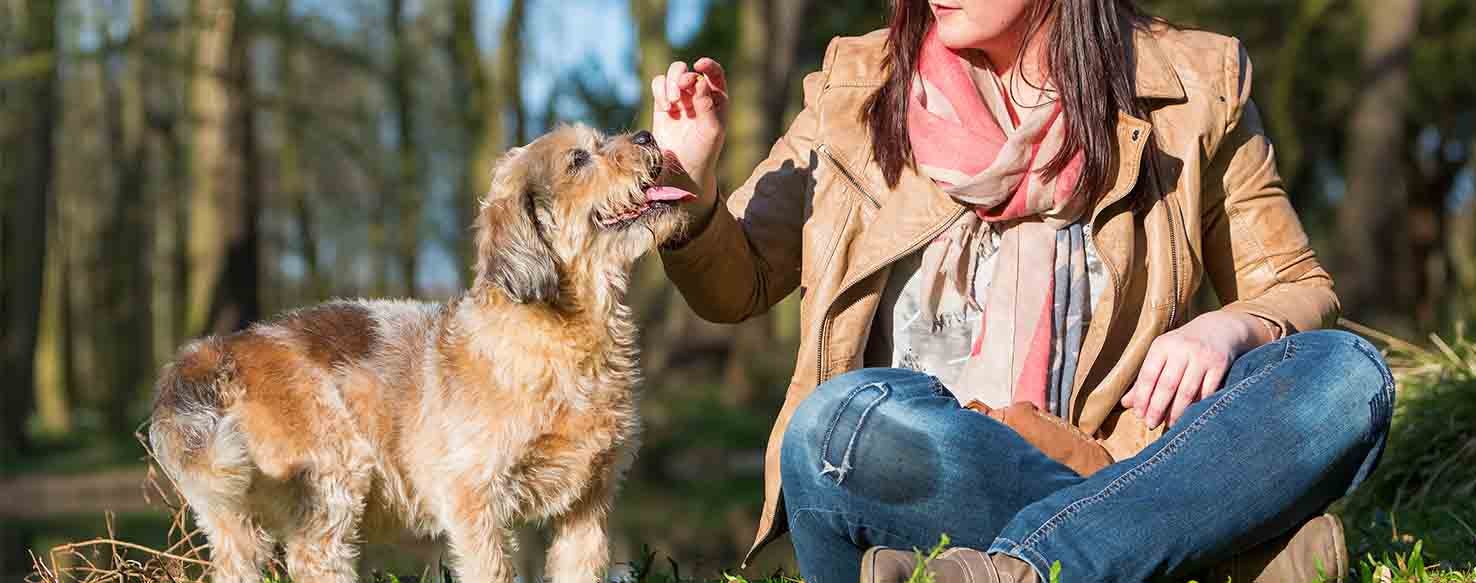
[650,58,727,198]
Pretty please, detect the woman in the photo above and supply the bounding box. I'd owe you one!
[649,1,1393,581]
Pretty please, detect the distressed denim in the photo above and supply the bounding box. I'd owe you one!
[779,330,1395,583]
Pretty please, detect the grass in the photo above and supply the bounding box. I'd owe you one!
[24,325,1476,582]
[1335,322,1476,576]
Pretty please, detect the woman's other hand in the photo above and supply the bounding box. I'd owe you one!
[651,58,727,202]
[1120,311,1279,429]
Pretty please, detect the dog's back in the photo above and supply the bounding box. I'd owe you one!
[148,299,444,582]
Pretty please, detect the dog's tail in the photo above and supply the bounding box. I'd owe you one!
[147,338,254,506]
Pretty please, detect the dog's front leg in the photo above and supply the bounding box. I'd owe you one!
[546,497,610,583]
[547,452,628,583]
[445,503,519,583]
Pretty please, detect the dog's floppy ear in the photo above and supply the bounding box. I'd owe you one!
[474,147,561,303]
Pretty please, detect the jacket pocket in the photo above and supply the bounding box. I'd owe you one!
[817,143,882,210]
[801,144,871,290]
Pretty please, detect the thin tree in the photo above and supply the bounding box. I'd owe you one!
[500,0,527,148]
[275,0,326,301]
[0,0,58,458]
[388,0,422,296]
[719,0,813,402]
[97,0,157,436]
[447,0,502,279]
[188,0,263,336]
[1336,0,1421,332]
[633,0,670,130]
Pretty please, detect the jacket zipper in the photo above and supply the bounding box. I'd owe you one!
[814,207,969,384]
[1163,193,1181,328]
[1145,140,1181,329]
[1069,118,1153,420]
[818,144,882,209]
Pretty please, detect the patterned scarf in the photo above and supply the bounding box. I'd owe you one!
[908,27,1092,416]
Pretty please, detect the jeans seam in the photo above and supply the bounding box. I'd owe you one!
[1010,340,1296,553]
[818,382,890,485]
[1349,337,1396,399]
[790,506,913,546]
[1348,337,1397,445]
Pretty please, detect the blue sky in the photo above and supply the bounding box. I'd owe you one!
[289,0,708,125]
[294,0,713,291]
[520,0,710,124]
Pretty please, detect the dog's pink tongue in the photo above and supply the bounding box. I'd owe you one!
[644,186,698,203]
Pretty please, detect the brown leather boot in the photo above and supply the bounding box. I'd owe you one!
[1199,514,1349,583]
[861,547,1039,583]
[965,401,1114,476]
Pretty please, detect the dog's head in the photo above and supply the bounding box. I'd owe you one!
[473,125,695,304]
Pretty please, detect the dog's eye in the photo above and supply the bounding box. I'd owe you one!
[568,149,591,171]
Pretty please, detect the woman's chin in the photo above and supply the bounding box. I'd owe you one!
[933,9,1020,52]
[934,22,994,51]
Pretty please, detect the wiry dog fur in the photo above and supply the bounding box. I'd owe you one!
[148,126,688,583]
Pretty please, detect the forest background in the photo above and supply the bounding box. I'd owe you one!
[1,0,1473,579]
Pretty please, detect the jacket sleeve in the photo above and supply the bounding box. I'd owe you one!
[1202,41,1340,337]
[658,42,835,324]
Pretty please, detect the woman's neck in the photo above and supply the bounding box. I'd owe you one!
[958,19,1054,110]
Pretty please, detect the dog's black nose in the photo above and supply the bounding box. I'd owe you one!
[633,130,655,147]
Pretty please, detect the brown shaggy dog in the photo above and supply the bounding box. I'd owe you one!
[148,126,694,583]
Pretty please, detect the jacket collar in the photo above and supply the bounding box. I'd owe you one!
[1129,26,1187,101]
[827,25,1186,102]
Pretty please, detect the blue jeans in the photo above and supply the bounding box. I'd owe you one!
[779,330,1394,583]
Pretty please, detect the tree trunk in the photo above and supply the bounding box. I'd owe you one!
[97,0,156,437]
[629,0,697,381]
[276,0,324,301]
[189,0,262,336]
[1405,130,1464,332]
[447,0,502,282]
[149,0,191,365]
[500,0,527,148]
[1335,0,1420,333]
[719,0,813,403]
[34,216,71,435]
[632,0,669,130]
[1,0,59,439]
[0,0,58,458]
[388,0,421,296]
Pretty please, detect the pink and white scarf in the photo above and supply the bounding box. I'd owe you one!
[909,27,1092,414]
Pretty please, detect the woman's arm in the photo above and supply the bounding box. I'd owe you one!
[656,44,836,324]
[1201,46,1339,337]
[1124,41,1338,428]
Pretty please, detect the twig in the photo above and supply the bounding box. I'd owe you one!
[45,539,212,567]
[1339,317,1429,356]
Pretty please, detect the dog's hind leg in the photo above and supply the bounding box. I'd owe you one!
[281,468,371,583]
[192,503,274,583]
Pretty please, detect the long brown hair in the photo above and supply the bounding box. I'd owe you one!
[864,0,1155,198]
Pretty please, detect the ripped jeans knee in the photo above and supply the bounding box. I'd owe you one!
[780,368,949,494]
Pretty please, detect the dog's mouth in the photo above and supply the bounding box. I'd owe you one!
[596,182,697,228]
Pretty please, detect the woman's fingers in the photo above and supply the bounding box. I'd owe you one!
[652,59,727,117]
[1124,350,1165,411]
[1167,362,1207,427]
[691,75,715,112]
[677,71,701,92]
[1199,365,1226,404]
[693,57,727,93]
[1142,355,1186,428]
[665,61,689,105]
[651,75,669,113]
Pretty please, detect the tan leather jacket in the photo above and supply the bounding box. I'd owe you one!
[660,25,1338,564]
